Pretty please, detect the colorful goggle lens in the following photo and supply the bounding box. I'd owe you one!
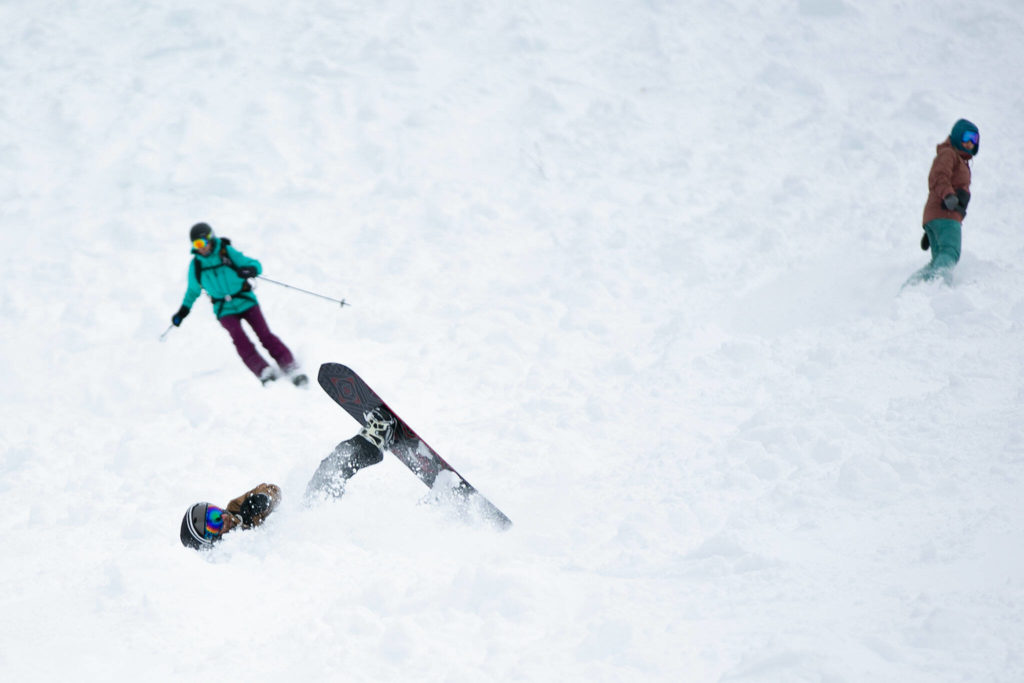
[193,237,211,250]
[961,130,979,145]
[204,506,226,538]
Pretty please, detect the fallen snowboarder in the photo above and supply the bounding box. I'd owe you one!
[179,407,396,551]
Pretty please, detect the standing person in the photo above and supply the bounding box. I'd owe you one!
[909,119,979,285]
[170,222,307,386]
[179,408,396,551]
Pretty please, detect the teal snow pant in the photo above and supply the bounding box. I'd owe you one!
[910,218,962,285]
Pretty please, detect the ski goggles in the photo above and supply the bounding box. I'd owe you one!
[192,236,213,250]
[961,130,979,145]
[204,505,227,539]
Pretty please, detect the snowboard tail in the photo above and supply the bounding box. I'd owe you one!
[317,363,512,529]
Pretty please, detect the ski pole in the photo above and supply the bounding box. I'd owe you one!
[256,275,349,308]
[159,324,174,341]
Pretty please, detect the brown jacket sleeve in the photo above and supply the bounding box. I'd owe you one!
[226,483,282,529]
[928,147,958,200]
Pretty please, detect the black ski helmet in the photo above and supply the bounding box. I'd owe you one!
[180,502,218,550]
[189,222,214,243]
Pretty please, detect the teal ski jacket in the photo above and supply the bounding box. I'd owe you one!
[180,238,262,318]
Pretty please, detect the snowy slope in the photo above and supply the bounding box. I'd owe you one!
[2,1,1023,680]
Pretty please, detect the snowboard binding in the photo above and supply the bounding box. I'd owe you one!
[359,406,397,451]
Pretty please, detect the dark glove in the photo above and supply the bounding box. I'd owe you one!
[954,188,970,217]
[171,305,190,326]
[238,493,272,526]
[920,232,930,250]
[237,266,257,279]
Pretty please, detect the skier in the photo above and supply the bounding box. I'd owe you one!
[170,222,307,386]
[179,407,396,551]
[909,119,979,285]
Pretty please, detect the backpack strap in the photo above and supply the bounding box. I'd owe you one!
[209,285,255,317]
[193,237,255,316]
[217,237,244,276]
[192,236,236,288]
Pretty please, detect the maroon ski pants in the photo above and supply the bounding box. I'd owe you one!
[218,305,296,377]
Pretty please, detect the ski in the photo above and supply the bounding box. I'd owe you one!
[317,363,512,529]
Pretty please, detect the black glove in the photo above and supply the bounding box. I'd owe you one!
[171,305,190,326]
[954,188,970,217]
[238,493,272,526]
[237,266,257,279]
[920,232,930,250]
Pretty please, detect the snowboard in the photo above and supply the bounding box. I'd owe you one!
[317,363,512,530]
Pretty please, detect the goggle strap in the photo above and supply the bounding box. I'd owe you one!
[187,503,212,546]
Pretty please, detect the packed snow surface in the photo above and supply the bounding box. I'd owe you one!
[2,1,1023,680]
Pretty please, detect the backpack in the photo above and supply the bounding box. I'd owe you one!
[191,237,254,314]
[191,237,240,283]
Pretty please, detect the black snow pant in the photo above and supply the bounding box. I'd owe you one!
[305,435,383,500]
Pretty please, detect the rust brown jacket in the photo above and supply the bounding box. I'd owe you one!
[922,139,972,225]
